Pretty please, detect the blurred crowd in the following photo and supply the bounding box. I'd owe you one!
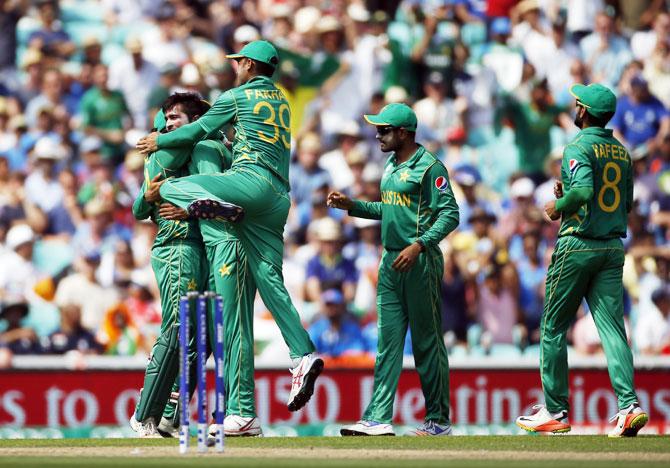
[1,0,670,368]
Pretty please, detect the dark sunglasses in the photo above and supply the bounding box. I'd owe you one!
[377,126,395,135]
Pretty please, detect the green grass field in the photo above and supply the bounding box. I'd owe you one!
[1,436,669,468]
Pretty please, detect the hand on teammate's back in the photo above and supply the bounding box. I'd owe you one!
[144,175,166,203]
[326,192,353,210]
[137,132,159,155]
[159,203,188,220]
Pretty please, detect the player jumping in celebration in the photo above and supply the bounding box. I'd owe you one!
[328,103,459,436]
[516,83,648,437]
[137,93,262,437]
[137,40,322,412]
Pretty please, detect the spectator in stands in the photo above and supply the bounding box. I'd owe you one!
[0,224,39,298]
[80,64,131,162]
[516,230,546,343]
[611,74,670,151]
[643,35,670,110]
[413,71,464,141]
[345,217,382,316]
[109,37,160,130]
[147,63,181,118]
[635,286,670,355]
[320,121,367,192]
[54,249,119,332]
[25,68,65,128]
[98,303,143,355]
[305,217,358,304]
[289,132,331,210]
[632,12,670,62]
[0,167,47,235]
[498,176,536,240]
[308,289,366,358]
[44,168,80,236]
[482,17,524,93]
[441,250,469,342]
[0,296,40,354]
[27,0,76,61]
[476,264,519,344]
[498,79,569,184]
[72,198,131,258]
[43,304,102,354]
[580,11,632,89]
[25,137,66,214]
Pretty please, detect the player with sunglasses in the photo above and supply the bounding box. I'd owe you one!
[328,103,459,436]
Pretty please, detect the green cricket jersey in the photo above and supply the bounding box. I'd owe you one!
[158,76,291,188]
[132,138,232,248]
[187,140,235,247]
[558,127,633,239]
[133,146,200,247]
[349,146,459,250]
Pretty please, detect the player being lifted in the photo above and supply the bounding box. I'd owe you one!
[516,83,648,437]
[137,40,323,412]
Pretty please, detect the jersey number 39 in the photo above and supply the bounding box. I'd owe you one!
[253,101,291,149]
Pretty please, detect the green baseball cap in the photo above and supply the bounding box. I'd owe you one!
[569,83,617,119]
[225,40,279,69]
[363,103,417,132]
[153,109,166,132]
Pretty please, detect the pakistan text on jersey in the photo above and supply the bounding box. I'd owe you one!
[591,144,630,163]
[243,89,285,101]
[381,190,411,207]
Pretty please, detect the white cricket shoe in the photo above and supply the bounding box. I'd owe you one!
[287,353,324,412]
[208,415,262,437]
[608,404,648,437]
[129,415,161,438]
[157,417,179,438]
[340,420,395,436]
[516,405,571,434]
[409,420,453,436]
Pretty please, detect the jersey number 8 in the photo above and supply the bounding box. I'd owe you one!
[253,101,291,149]
[597,161,621,213]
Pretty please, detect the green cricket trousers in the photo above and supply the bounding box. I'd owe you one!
[541,235,638,413]
[363,248,451,424]
[159,165,314,359]
[135,239,208,422]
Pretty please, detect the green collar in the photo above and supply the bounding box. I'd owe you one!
[579,127,613,137]
[392,144,425,169]
[245,76,273,87]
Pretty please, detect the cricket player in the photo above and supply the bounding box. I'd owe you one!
[137,40,323,412]
[516,83,648,437]
[130,98,211,437]
[327,103,459,436]
[136,93,262,437]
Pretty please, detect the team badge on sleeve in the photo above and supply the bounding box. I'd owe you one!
[569,159,579,173]
[435,176,448,192]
